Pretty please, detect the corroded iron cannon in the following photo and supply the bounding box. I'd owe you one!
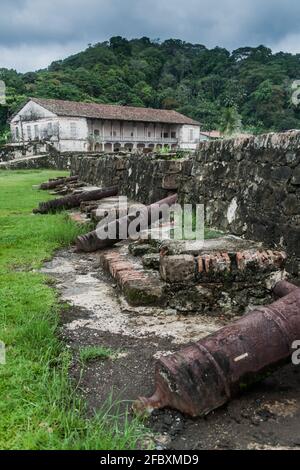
[76,193,178,252]
[134,281,300,417]
[33,187,118,214]
[39,176,79,190]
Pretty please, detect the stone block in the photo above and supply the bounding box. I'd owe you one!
[271,166,292,181]
[115,158,127,170]
[142,253,160,270]
[162,174,180,190]
[123,279,165,306]
[160,255,195,283]
[291,165,300,185]
[158,160,183,174]
[129,243,158,257]
[282,194,299,215]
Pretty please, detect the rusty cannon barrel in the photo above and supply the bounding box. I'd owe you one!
[134,281,300,417]
[39,175,79,190]
[76,193,178,252]
[33,186,118,214]
[273,279,299,298]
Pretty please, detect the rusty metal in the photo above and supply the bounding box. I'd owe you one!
[33,187,118,214]
[76,193,178,252]
[273,280,299,298]
[134,281,300,417]
[39,175,79,190]
[52,182,86,194]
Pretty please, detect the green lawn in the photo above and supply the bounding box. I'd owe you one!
[0,170,145,450]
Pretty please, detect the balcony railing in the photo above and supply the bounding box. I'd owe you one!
[92,135,178,144]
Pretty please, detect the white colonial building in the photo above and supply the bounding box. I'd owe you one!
[10,98,200,153]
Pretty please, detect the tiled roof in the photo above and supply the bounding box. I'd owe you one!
[200,130,222,138]
[29,98,200,125]
[200,130,254,139]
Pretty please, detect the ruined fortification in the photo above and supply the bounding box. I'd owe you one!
[69,131,300,274]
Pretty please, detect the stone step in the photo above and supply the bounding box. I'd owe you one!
[99,247,166,306]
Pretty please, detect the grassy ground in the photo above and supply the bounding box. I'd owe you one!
[0,170,145,450]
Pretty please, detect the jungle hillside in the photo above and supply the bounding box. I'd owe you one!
[1,37,300,143]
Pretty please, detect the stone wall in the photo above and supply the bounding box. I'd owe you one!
[69,134,300,273]
[180,131,300,274]
[0,142,49,161]
[0,146,16,163]
[1,153,75,170]
[70,153,191,204]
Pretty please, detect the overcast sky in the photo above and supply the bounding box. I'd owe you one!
[1,0,300,72]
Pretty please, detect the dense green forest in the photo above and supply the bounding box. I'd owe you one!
[1,36,300,143]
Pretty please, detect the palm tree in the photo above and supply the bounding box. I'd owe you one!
[219,107,242,136]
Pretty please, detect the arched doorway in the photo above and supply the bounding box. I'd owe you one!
[104,143,112,153]
[124,143,133,152]
[113,143,121,153]
[137,143,145,152]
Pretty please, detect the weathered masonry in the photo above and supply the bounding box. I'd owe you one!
[180,131,300,275]
[70,131,300,274]
[10,98,200,153]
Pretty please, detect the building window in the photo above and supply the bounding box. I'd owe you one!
[131,132,134,137]
[70,122,77,138]
[163,132,169,139]
[27,125,32,140]
[171,131,176,139]
[47,122,53,137]
[15,127,19,140]
[189,129,194,141]
[34,125,39,140]
[148,131,151,137]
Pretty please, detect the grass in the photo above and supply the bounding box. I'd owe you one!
[204,228,224,240]
[79,346,119,364]
[0,169,146,450]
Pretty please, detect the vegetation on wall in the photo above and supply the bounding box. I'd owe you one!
[1,37,300,142]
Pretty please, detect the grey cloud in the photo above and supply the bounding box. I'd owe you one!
[0,0,300,71]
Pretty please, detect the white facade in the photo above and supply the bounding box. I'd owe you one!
[178,125,201,149]
[11,100,200,153]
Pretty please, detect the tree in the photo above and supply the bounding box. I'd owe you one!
[219,107,242,136]
[2,39,300,142]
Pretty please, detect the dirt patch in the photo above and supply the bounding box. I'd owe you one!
[42,248,300,450]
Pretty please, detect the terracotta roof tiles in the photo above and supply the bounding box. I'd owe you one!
[29,97,200,126]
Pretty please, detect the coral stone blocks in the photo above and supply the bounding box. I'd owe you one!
[160,255,195,283]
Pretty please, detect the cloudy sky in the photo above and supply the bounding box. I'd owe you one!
[1,0,300,72]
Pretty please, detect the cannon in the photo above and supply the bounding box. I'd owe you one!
[39,175,79,190]
[33,187,118,214]
[134,281,300,417]
[76,193,178,252]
